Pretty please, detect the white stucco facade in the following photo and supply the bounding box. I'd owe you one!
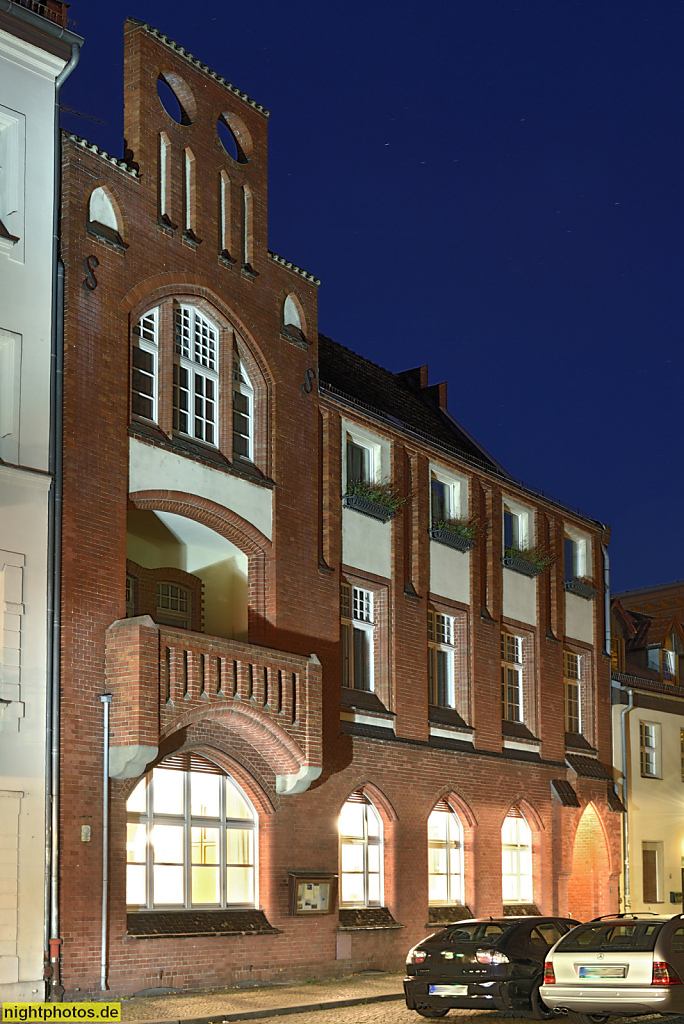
[0,8,77,1002]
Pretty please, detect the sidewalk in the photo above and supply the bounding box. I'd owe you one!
[120,971,405,1024]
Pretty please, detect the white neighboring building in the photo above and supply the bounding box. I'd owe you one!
[0,0,81,1002]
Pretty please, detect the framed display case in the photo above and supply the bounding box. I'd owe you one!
[287,871,338,916]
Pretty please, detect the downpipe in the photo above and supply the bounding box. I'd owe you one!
[45,36,81,1002]
[621,687,634,913]
[100,695,112,992]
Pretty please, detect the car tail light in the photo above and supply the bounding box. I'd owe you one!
[543,961,556,984]
[476,948,510,965]
[652,961,682,986]
[407,947,428,965]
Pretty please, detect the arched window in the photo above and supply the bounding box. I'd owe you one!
[87,186,125,247]
[428,799,463,905]
[339,791,382,907]
[233,351,254,460]
[173,305,219,446]
[283,295,301,331]
[126,754,257,910]
[502,807,532,904]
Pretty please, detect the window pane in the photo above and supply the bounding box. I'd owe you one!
[153,865,184,904]
[368,873,380,903]
[339,801,364,838]
[153,768,184,814]
[226,828,253,866]
[341,842,364,873]
[428,847,447,874]
[127,864,146,905]
[192,865,220,904]
[226,865,254,903]
[431,479,447,525]
[367,844,380,873]
[225,782,252,820]
[127,779,146,814]
[366,805,380,837]
[191,826,220,865]
[429,874,448,903]
[127,822,146,864]
[151,824,184,863]
[191,774,220,817]
[428,809,448,842]
[353,627,371,690]
[341,872,364,905]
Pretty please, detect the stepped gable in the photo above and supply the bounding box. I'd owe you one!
[318,333,500,470]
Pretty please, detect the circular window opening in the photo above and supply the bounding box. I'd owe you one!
[157,75,194,125]
[216,114,252,163]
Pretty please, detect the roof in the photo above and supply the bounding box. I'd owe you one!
[566,754,612,781]
[317,334,505,473]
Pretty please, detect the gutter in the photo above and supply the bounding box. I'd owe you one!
[45,30,82,1002]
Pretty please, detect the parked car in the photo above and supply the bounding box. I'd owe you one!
[541,912,684,1023]
[404,915,579,1019]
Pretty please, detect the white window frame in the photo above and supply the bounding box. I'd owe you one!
[0,106,25,258]
[338,794,383,908]
[564,651,581,734]
[156,581,191,630]
[132,308,159,422]
[232,351,254,461]
[501,632,523,723]
[502,810,533,904]
[503,499,531,553]
[429,466,467,529]
[173,305,219,447]
[346,435,375,487]
[341,584,375,692]
[639,721,661,779]
[563,526,589,581]
[126,763,258,910]
[428,803,464,906]
[428,610,456,708]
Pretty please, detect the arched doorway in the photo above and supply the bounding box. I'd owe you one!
[567,804,610,920]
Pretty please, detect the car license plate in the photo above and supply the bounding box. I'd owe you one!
[578,965,626,979]
[429,984,468,996]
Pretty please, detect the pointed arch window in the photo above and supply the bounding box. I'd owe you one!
[126,754,257,910]
[173,305,219,446]
[87,186,126,248]
[502,807,532,904]
[428,800,464,906]
[338,791,382,907]
[233,350,254,460]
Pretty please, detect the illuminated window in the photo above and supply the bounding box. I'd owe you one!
[502,808,532,903]
[564,651,581,734]
[341,583,374,691]
[428,801,463,906]
[338,791,382,907]
[639,721,660,778]
[173,305,219,446]
[428,610,456,708]
[501,632,522,722]
[126,755,256,909]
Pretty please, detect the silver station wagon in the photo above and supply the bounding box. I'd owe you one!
[541,913,684,1023]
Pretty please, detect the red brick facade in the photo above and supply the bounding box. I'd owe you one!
[58,19,620,998]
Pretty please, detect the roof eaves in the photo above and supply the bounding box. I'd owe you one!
[127,18,269,117]
[62,132,140,177]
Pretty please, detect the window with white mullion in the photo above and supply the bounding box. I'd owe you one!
[428,610,456,708]
[341,584,374,692]
[564,651,581,734]
[428,802,464,906]
[173,306,219,446]
[339,794,383,907]
[501,632,523,723]
[233,351,254,460]
[132,308,159,421]
[501,809,533,904]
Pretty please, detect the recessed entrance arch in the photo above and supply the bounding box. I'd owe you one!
[567,803,611,921]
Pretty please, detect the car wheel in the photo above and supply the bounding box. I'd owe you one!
[568,1014,609,1024]
[530,980,555,1020]
[414,1005,449,1018]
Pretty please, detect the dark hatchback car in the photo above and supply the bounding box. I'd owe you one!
[405,916,580,1018]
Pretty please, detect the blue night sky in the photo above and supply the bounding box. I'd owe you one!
[60,1,684,593]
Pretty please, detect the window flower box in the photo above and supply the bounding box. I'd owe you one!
[502,555,542,578]
[429,527,475,552]
[343,494,397,523]
[564,579,598,600]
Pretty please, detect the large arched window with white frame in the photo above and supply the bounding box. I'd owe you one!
[428,799,464,906]
[173,305,219,446]
[126,753,257,910]
[501,806,533,904]
[338,791,382,907]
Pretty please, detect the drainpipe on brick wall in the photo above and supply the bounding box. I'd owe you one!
[620,687,634,912]
[45,33,82,1001]
[600,532,611,659]
[100,695,112,991]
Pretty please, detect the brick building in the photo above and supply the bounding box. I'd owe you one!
[58,19,620,998]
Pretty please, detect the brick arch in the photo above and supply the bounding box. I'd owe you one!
[567,802,612,920]
[340,781,398,823]
[129,490,270,642]
[502,797,545,832]
[159,702,308,784]
[429,789,478,827]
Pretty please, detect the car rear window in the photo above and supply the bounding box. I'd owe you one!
[439,922,512,943]
[556,921,663,953]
